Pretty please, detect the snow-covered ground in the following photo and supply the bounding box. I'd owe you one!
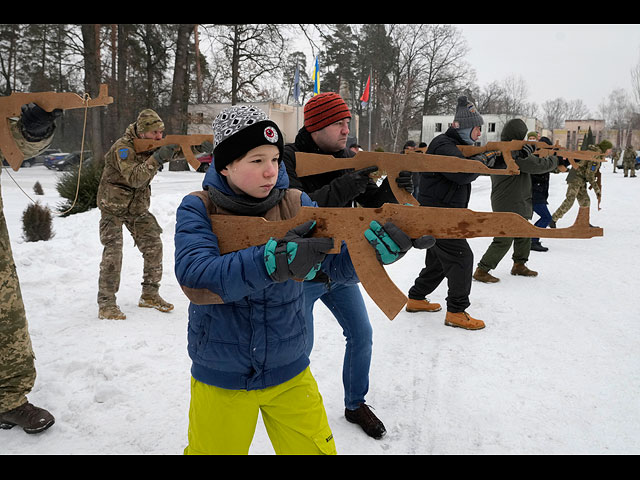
[1,160,638,454]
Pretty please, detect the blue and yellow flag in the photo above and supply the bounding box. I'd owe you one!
[312,56,320,96]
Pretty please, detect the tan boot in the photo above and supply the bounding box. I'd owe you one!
[98,304,127,320]
[473,267,500,283]
[511,262,538,277]
[444,311,485,330]
[405,298,442,313]
[139,293,174,313]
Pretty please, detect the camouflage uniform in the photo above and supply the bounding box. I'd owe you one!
[0,119,52,413]
[96,110,171,316]
[551,159,601,224]
[611,148,620,173]
[622,146,637,177]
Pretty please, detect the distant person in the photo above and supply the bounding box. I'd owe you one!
[622,145,636,178]
[472,121,558,282]
[96,109,181,320]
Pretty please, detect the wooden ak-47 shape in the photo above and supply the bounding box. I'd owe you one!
[133,134,213,171]
[455,140,606,171]
[209,204,603,321]
[295,150,517,205]
[0,84,113,171]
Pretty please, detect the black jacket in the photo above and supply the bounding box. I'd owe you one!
[417,127,480,208]
[282,127,396,208]
[531,172,550,205]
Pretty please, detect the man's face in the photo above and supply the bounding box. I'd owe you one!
[140,129,164,141]
[310,118,350,153]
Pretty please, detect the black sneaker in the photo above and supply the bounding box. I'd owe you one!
[0,402,55,434]
[345,403,386,439]
[530,241,549,252]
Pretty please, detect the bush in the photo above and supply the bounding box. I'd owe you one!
[22,201,55,242]
[56,158,104,217]
[33,181,44,195]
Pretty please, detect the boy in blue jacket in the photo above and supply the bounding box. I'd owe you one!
[174,105,430,454]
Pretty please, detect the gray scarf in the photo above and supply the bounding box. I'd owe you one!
[207,186,286,216]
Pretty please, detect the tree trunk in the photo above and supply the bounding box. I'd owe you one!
[80,24,106,160]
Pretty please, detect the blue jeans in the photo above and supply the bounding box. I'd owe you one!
[303,281,372,410]
[532,202,552,243]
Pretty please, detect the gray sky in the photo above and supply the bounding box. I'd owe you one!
[458,24,640,115]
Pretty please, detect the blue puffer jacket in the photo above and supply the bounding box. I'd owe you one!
[174,165,358,391]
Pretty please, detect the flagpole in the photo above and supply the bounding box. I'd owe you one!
[368,67,372,151]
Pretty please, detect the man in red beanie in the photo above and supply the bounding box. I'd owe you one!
[281,92,414,440]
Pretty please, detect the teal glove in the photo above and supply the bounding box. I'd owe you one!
[364,220,435,265]
[264,221,334,282]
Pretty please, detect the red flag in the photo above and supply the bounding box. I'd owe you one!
[359,75,370,104]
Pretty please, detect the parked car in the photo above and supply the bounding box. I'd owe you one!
[196,153,212,172]
[44,152,70,170]
[47,151,93,171]
[2,148,63,168]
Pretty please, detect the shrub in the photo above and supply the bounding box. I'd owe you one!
[56,157,104,216]
[22,201,55,242]
[33,181,44,195]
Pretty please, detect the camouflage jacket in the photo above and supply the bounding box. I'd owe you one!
[97,123,160,217]
[566,159,601,196]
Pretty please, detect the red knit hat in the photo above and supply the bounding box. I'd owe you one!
[303,92,351,133]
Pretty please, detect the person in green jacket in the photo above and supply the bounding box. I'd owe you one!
[473,119,558,283]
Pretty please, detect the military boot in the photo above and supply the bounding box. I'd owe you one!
[511,262,538,277]
[0,402,55,434]
[405,298,442,313]
[473,267,500,283]
[444,311,485,330]
[139,293,174,313]
[98,304,127,320]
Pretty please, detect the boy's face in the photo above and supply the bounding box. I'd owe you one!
[221,144,280,198]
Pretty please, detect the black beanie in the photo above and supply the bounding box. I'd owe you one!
[212,105,284,172]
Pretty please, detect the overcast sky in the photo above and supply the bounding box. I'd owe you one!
[457,24,640,115]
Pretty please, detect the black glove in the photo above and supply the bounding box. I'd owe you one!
[364,220,435,265]
[152,144,179,164]
[395,170,413,193]
[20,103,62,139]
[343,165,378,195]
[264,221,334,282]
[521,143,536,157]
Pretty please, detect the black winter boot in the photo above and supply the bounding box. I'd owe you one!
[0,402,54,434]
[345,403,386,439]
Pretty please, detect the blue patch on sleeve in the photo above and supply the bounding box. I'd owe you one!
[118,148,129,160]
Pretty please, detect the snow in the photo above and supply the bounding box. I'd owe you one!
[1,161,639,455]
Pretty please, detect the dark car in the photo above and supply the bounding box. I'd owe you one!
[196,153,212,172]
[47,151,92,171]
[44,152,70,170]
[2,148,64,168]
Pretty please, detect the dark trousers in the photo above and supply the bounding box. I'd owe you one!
[532,202,552,243]
[408,238,473,313]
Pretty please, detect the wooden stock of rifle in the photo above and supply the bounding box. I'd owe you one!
[133,134,213,170]
[0,84,113,171]
[209,204,603,321]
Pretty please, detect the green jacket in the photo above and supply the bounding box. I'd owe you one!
[97,123,160,217]
[490,151,558,219]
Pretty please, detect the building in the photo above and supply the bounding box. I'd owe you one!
[421,113,542,146]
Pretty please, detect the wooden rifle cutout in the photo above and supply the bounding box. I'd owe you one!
[295,150,517,206]
[133,134,213,170]
[0,84,113,171]
[454,140,606,171]
[209,204,602,321]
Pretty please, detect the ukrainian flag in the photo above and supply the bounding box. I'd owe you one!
[312,56,320,96]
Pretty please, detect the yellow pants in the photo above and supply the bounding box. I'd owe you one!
[184,367,336,455]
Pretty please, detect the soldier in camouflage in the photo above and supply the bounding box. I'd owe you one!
[622,145,637,178]
[96,109,178,320]
[1,103,59,434]
[550,140,611,226]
